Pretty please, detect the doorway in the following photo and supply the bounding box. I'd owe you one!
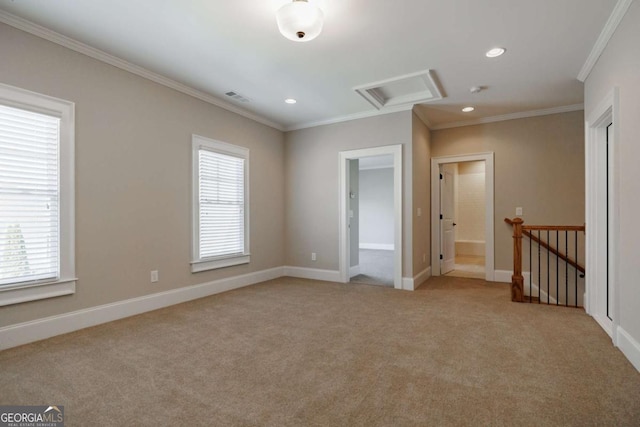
[349,155,395,287]
[586,88,619,341]
[431,153,495,281]
[339,145,403,289]
[440,161,487,279]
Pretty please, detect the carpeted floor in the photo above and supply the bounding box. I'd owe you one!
[1,276,639,426]
[351,249,394,286]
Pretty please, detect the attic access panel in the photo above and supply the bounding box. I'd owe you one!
[354,70,443,110]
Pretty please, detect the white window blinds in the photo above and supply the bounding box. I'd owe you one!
[198,148,245,259]
[0,104,60,287]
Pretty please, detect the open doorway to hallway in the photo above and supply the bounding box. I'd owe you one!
[339,145,403,289]
[349,155,395,287]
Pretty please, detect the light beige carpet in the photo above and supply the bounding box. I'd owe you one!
[1,276,639,426]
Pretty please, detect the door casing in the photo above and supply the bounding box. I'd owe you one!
[339,145,403,289]
[431,153,495,281]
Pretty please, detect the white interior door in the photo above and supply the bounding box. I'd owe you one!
[440,164,456,274]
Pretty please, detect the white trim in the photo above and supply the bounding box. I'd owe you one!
[191,255,250,273]
[430,104,584,131]
[0,83,76,307]
[405,266,432,291]
[339,145,403,290]
[0,10,283,131]
[494,270,532,284]
[585,88,619,343]
[522,277,559,305]
[286,104,413,132]
[283,266,341,282]
[616,326,640,372]
[349,265,360,278]
[493,270,513,283]
[594,314,614,338]
[577,0,635,82]
[358,164,394,171]
[412,107,433,129]
[0,279,76,307]
[0,267,284,351]
[431,153,495,282]
[359,243,394,251]
[353,70,443,110]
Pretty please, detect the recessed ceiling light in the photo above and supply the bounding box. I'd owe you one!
[462,107,475,113]
[486,47,506,58]
[285,98,297,104]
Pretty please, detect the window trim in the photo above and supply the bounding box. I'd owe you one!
[0,83,76,307]
[191,135,250,273]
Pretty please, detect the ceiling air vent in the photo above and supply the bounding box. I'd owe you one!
[225,91,251,103]
[354,70,443,110]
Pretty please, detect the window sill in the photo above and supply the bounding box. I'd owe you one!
[191,255,250,273]
[0,278,77,307]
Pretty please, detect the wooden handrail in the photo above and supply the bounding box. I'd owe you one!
[504,218,586,274]
[523,225,585,232]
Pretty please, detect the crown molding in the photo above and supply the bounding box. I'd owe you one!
[577,0,634,82]
[412,106,433,129]
[0,10,284,131]
[430,104,584,131]
[285,104,413,132]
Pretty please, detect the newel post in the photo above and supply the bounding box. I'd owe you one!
[511,218,525,302]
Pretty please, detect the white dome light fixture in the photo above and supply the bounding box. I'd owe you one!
[486,47,506,58]
[462,107,475,113]
[276,0,324,42]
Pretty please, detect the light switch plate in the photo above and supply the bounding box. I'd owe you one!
[516,207,523,216]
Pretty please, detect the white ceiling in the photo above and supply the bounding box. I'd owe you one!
[0,0,618,131]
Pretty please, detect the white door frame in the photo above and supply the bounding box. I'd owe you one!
[339,145,403,289]
[585,88,619,343]
[431,153,495,281]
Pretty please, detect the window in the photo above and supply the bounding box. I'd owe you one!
[191,135,249,272]
[0,83,75,306]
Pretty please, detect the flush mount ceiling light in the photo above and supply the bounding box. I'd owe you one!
[486,47,506,58]
[276,0,324,42]
[462,107,475,112]
[285,98,297,104]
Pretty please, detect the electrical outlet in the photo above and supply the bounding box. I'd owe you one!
[150,270,159,283]
[417,208,422,217]
[311,252,317,262]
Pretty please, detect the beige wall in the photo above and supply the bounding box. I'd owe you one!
[0,23,285,327]
[411,112,431,278]
[431,111,585,271]
[585,1,640,345]
[285,111,413,277]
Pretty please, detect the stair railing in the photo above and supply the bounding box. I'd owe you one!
[505,218,586,307]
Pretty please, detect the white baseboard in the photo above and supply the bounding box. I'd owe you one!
[493,270,513,283]
[0,267,284,351]
[617,326,640,372]
[349,265,360,278]
[283,266,342,283]
[494,270,532,284]
[402,267,432,291]
[359,243,394,251]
